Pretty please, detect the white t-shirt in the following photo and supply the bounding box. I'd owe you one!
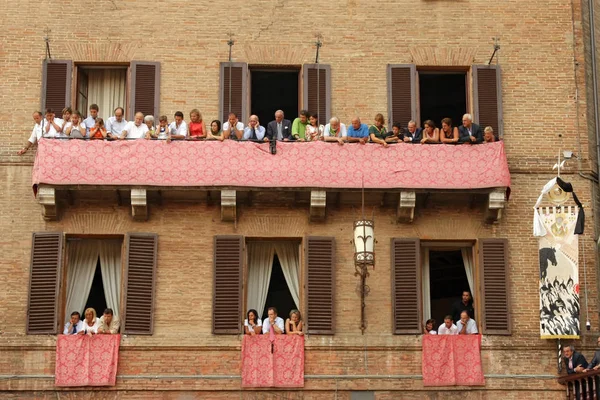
[323,123,347,137]
[43,117,64,138]
[169,121,188,137]
[244,318,263,328]
[223,121,244,135]
[106,116,128,136]
[156,125,169,139]
[262,316,285,334]
[123,121,149,139]
[456,319,478,334]
[28,121,45,144]
[64,122,87,139]
[82,317,100,334]
[438,323,459,335]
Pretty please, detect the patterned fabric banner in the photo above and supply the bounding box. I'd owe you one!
[241,335,304,387]
[538,207,580,339]
[422,335,485,386]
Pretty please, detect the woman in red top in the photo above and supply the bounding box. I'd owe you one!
[90,118,107,140]
[188,109,206,139]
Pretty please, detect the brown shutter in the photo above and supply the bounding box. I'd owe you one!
[213,235,243,334]
[219,62,248,122]
[122,233,158,335]
[130,61,161,118]
[305,236,335,335]
[473,65,503,138]
[41,60,72,113]
[27,232,63,334]
[479,238,511,335]
[391,238,421,334]
[303,64,331,123]
[387,64,417,130]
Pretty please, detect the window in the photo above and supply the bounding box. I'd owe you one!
[76,66,127,120]
[250,67,300,128]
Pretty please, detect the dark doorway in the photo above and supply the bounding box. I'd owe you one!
[418,73,467,130]
[84,258,108,316]
[428,250,469,326]
[261,255,296,322]
[251,69,299,128]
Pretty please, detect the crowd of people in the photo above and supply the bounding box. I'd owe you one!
[244,307,304,336]
[423,291,479,335]
[17,104,497,154]
[62,308,120,335]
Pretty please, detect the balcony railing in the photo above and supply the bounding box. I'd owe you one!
[557,369,600,399]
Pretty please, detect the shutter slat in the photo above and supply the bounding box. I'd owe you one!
[43,61,71,113]
[392,238,421,335]
[474,65,502,138]
[388,65,415,129]
[480,238,511,335]
[213,236,243,334]
[306,237,335,335]
[27,232,63,334]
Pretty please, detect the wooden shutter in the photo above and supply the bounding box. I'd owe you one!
[41,60,72,113]
[387,64,417,130]
[130,61,161,118]
[479,238,511,335]
[391,238,421,334]
[213,235,243,334]
[27,232,63,334]
[123,233,158,335]
[473,65,503,138]
[219,62,248,122]
[305,236,335,335]
[302,64,331,123]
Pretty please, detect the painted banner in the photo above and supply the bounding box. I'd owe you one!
[538,207,580,339]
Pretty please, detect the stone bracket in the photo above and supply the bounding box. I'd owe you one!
[485,188,506,224]
[131,188,148,221]
[221,190,237,222]
[397,191,416,223]
[37,185,58,221]
[310,190,327,221]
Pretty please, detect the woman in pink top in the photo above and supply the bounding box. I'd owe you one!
[188,109,206,139]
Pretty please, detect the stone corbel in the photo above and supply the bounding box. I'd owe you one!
[485,188,506,224]
[37,185,57,221]
[221,190,236,222]
[310,190,327,221]
[131,188,148,221]
[397,191,416,223]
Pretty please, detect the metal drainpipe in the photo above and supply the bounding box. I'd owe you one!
[590,0,600,174]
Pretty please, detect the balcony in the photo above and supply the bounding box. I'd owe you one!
[31,139,510,223]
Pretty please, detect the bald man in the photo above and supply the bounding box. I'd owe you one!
[120,112,149,139]
[346,117,369,144]
[243,115,267,141]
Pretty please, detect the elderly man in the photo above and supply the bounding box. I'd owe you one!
[120,112,149,139]
[98,308,120,334]
[262,307,285,334]
[106,107,128,140]
[169,111,188,140]
[458,114,483,143]
[266,110,292,141]
[564,345,588,397]
[292,110,310,141]
[456,310,478,334]
[401,120,422,143]
[17,111,46,155]
[243,115,267,141]
[63,311,83,335]
[437,315,459,335]
[223,113,245,140]
[83,104,99,137]
[323,117,347,145]
[346,117,369,144]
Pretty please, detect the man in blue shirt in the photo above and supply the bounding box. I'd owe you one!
[346,117,369,144]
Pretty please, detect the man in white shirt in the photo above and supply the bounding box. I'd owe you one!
[63,311,83,335]
[169,111,188,139]
[18,111,46,155]
[120,112,149,139]
[262,307,285,334]
[323,117,347,145]
[106,107,128,140]
[243,115,267,141]
[42,108,64,138]
[83,104,99,137]
[223,113,244,140]
[456,310,479,334]
[437,315,459,335]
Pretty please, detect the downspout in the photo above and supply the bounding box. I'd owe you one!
[589,0,600,171]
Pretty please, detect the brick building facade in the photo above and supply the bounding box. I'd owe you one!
[1,0,600,398]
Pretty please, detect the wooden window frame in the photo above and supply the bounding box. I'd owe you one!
[72,63,130,119]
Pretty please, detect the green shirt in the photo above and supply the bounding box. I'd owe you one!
[369,125,389,140]
[292,118,308,140]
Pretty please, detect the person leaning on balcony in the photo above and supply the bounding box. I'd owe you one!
[266,110,293,141]
[83,104,99,137]
[63,311,83,335]
[243,115,267,141]
[64,111,87,139]
[120,112,149,140]
[80,307,100,335]
[323,117,347,145]
[89,118,107,139]
[188,109,206,139]
[369,113,398,147]
[262,307,285,334]
[401,120,422,143]
[169,111,188,140]
[59,107,72,135]
[483,126,496,143]
[423,319,437,335]
[346,117,370,145]
[143,115,155,139]
[286,309,304,336]
[584,337,600,371]
[42,108,64,138]
[564,345,589,398]
[17,111,45,155]
[106,107,128,140]
[420,120,440,144]
[437,315,459,335]
[458,113,483,144]
[223,113,244,140]
[156,115,169,140]
[440,117,459,144]
[244,309,262,335]
[208,119,225,141]
[292,109,310,141]
[456,311,478,335]
[97,308,120,334]
[305,113,324,142]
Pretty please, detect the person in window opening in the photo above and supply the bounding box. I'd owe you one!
[188,109,206,139]
[456,310,478,334]
[483,126,496,143]
[89,117,107,140]
[120,112,149,140]
[401,120,422,143]
[437,315,459,335]
[43,108,64,138]
[266,110,292,141]
[207,119,224,141]
[63,311,83,335]
[346,117,369,144]
[420,120,439,144]
[64,111,87,139]
[106,107,128,140]
[155,115,169,141]
[423,318,437,335]
[244,309,262,335]
[80,307,100,335]
[286,309,304,335]
[17,111,46,155]
[262,307,285,334]
[439,117,459,144]
[305,113,324,142]
[458,113,483,144]
[169,111,188,140]
[98,308,120,334]
[323,116,347,145]
[451,290,475,324]
[223,113,244,140]
[83,104,99,137]
[143,115,155,139]
[369,113,398,147]
[292,110,310,141]
[243,115,267,141]
[60,107,72,135]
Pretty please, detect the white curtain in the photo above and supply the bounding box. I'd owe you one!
[87,69,127,120]
[64,240,99,322]
[422,249,431,321]
[461,248,475,300]
[246,242,275,317]
[274,242,301,309]
[98,240,122,317]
